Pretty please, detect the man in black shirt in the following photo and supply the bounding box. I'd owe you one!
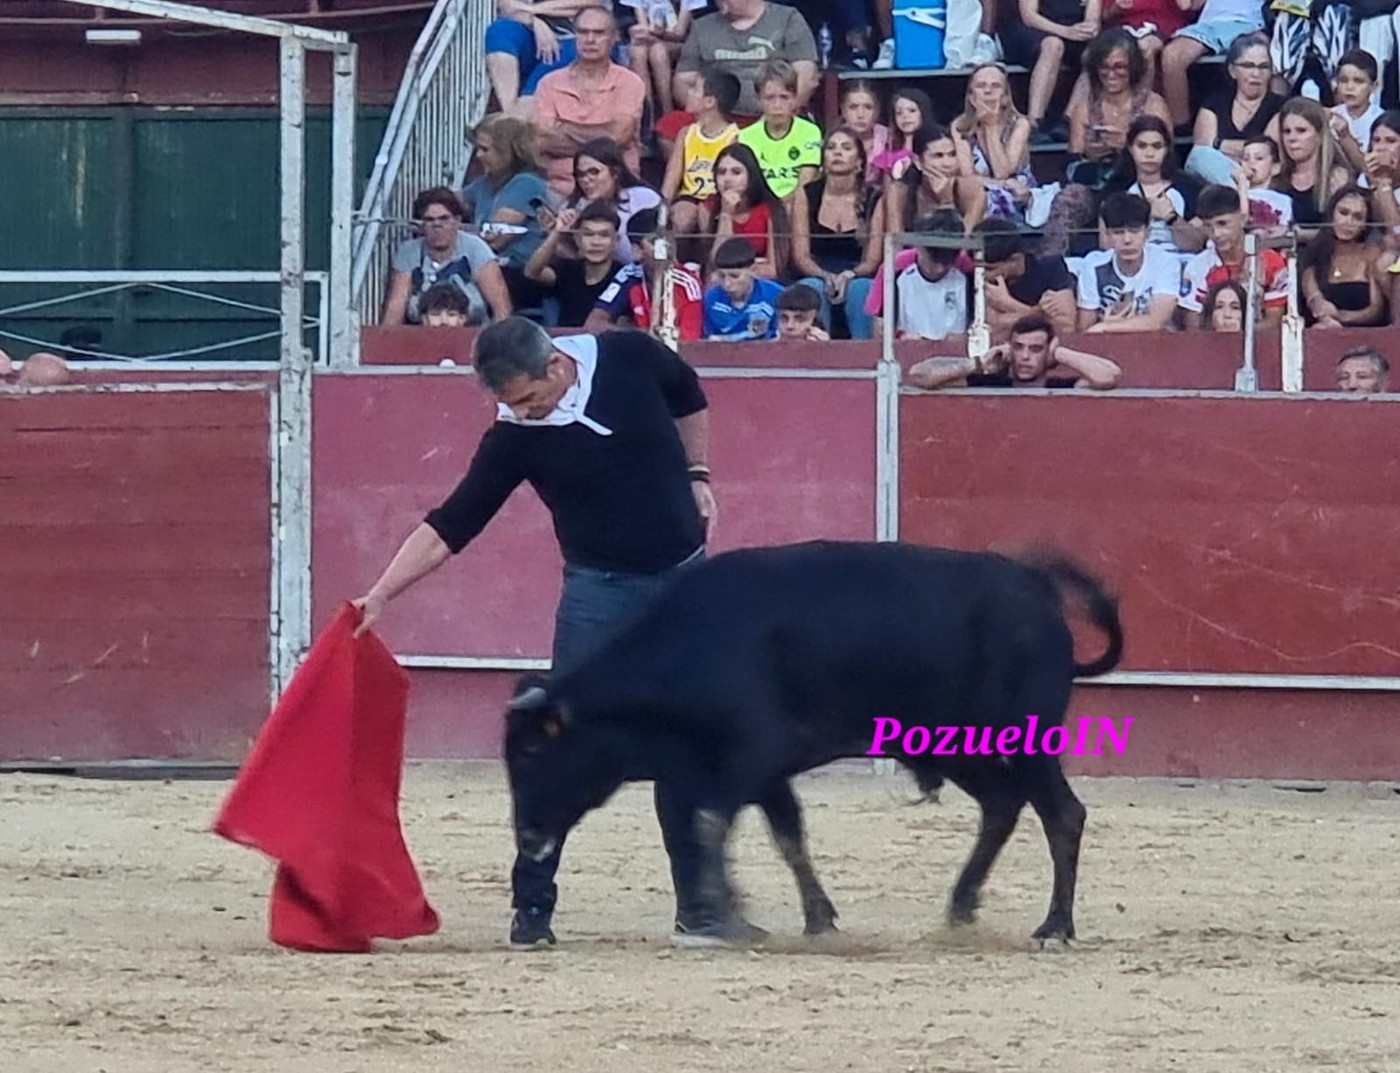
[522,202,626,327]
[972,217,1078,341]
[352,317,718,948]
[907,313,1123,390]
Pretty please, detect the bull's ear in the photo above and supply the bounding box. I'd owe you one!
[508,685,549,713]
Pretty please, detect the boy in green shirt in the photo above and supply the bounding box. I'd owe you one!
[736,59,822,200]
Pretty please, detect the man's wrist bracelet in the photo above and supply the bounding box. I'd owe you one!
[688,463,711,483]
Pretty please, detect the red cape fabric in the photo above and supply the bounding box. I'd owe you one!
[214,603,440,952]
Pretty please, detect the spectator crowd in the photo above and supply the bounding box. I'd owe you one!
[376,0,1400,393]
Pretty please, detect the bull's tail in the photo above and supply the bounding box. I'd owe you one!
[1021,551,1124,678]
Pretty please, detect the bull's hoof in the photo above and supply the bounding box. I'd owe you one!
[947,894,979,927]
[1031,918,1075,947]
[803,917,839,937]
[1035,935,1070,953]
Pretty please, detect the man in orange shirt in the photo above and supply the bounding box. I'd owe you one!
[530,7,648,189]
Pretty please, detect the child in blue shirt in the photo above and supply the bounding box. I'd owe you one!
[702,237,783,341]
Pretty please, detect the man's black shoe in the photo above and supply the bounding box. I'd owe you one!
[510,907,557,948]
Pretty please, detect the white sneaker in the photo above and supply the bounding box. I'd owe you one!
[873,38,895,69]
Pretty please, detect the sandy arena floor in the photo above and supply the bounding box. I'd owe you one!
[2,763,1398,1073]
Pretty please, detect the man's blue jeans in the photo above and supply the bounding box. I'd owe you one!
[511,547,706,918]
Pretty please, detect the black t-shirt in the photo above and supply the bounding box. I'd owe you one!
[425,331,708,573]
[1008,254,1075,307]
[966,369,1079,389]
[553,259,624,327]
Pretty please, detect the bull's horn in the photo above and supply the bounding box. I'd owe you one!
[508,686,549,712]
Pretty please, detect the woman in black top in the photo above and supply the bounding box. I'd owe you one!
[1301,185,1388,327]
[790,127,885,338]
[1275,98,1354,242]
[1192,33,1284,163]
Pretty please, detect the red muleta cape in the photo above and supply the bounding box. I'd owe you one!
[214,603,440,952]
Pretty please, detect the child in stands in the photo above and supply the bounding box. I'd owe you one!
[661,66,741,242]
[703,237,783,341]
[736,60,823,201]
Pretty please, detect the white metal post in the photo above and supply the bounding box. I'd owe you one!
[1236,231,1260,392]
[330,47,360,368]
[1281,238,1304,392]
[276,37,313,697]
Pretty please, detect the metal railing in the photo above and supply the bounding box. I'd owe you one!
[350,0,494,328]
[0,271,329,367]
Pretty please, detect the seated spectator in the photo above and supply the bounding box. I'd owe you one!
[775,282,831,342]
[703,237,783,340]
[522,202,626,326]
[623,0,707,114]
[1235,136,1294,231]
[585,207,705,339]
[541,139,662,265]
[1001,0,1100,137]
[952,62,1036,223]
[870,88,935,192]
[1275,98,1355,241]
[1185,33,1284,184]
[1328,49,1383,177]
[381,187,512,326]
[1366,111,1400,227]
[1200,278,1247,330]
[1066,29,1173,188]
[1301,185,1389,328]
[1178,183,1288,330]
[707,142,791,280]
[1334,344,1391,392]
[908,313,1123,390]
[1267,0,1352,100]
[461,114,554,308]
[1076,192,1182,332]
[973,217,1078,339]
[531,8,647,194]
[736,61,823,201]
[418,283,471,328]
[484,0,593,115]
[674,0,819,124]
[1162,0,1266,129]
[661,66,741,243]
[1100,0,1188,86]
[838,80,890,188]
[874,209,971,342]
[1105,115,1203,254]
[888,125,986,235]
[790,127,884,340]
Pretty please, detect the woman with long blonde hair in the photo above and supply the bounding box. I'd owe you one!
[1274,98,1354,244]
[952,62,1036,221]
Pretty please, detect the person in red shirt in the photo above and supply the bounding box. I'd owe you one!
[586,207,705,340]
[1178,183,1289,331]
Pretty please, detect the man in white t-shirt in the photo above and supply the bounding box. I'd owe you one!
[1076,193,1182,333]
[874,210,970,342]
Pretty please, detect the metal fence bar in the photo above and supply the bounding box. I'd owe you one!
[350,0,495,331]
[53,0,351,47]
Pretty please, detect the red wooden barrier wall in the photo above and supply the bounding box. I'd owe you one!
[900,391,1400,780]
[0,386,273,762]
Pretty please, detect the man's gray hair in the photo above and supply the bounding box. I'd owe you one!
[1339,345,1390,376]
[472,316,555,393]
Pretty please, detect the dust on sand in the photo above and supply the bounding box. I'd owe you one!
[2,763,1398,1072]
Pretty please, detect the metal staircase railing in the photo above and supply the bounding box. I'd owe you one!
[350,0,494,326]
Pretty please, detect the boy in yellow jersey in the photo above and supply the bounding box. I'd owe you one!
[736,59,822,201]
[662,65,742,241]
